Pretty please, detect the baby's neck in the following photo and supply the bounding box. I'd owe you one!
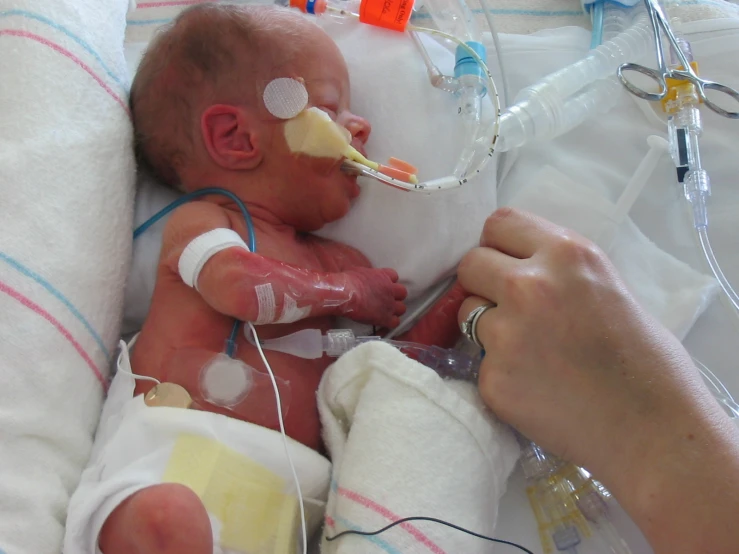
[184,170,295,229]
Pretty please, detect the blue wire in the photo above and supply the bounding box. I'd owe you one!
[133,187,256,357]
[590,1,605,49]
[225,319,240,357]
[133,187,256,252]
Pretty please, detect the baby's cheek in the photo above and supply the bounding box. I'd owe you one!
[292,152,338,177]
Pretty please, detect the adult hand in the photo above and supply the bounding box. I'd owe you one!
[457,209,736,507]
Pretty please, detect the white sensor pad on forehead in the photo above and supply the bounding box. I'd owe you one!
[263,78,309,120]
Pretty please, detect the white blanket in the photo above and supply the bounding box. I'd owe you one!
[0,1,135,552]
[318,342,519,553]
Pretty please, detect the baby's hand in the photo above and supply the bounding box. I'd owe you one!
[342,268,407,328]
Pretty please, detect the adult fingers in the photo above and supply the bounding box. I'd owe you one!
[480,208,566,259]
[458,246,517,304]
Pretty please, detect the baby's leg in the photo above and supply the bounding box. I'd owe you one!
[98,483,212,554]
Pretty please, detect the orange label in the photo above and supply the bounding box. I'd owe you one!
[359,0,413,31]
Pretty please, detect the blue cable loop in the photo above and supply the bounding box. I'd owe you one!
[133,187,256,358]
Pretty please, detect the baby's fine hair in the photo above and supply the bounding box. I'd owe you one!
[130,4,307,187]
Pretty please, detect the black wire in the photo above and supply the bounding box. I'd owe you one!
[325,516,535,554]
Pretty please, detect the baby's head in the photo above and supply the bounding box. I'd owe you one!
[131,4,371,230]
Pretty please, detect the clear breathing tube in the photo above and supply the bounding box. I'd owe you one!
[496,6,651,152]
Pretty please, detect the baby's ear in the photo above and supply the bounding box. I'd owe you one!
[201,105,261,170]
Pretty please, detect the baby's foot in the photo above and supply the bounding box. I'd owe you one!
[99,483,212,554]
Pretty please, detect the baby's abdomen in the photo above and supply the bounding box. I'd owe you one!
[133,297,332,451]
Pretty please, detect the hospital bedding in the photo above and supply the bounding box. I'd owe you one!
[0,1,134,553]
[1,0,739,553]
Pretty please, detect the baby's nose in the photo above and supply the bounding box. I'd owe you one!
[339,112,371,145]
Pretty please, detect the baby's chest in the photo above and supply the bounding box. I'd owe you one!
[255,233,368,273]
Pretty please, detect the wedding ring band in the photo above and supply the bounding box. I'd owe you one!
[460,303,496,348]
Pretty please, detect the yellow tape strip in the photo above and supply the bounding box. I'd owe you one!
[163,434,298,553]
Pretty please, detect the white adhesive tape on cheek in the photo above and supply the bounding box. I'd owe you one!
[178,228,250,291]
[263,78,309,120]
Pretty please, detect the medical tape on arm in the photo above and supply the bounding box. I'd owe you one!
[178,228,250,291]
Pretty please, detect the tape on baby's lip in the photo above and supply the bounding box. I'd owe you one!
[263,77,309,120]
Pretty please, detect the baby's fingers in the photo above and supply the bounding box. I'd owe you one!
[393,283,408,300]
[380,268,399,282]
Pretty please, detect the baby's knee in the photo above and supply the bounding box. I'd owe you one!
[135,484,209,545]
[100,483,212,554]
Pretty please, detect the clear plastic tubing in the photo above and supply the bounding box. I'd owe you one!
[422,0,479,44]
[496,10,651,152]
[602,3,632,42]
[422,0,487,177]
[697,226,739,315]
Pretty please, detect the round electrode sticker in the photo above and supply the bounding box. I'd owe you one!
[263,78,309,120]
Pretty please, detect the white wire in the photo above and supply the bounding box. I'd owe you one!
[478,0,510,108]
[117,367,161,385]
[247,321,308,554]
[116,338,161,385]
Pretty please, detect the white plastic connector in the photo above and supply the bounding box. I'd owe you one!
[243,327,371,359]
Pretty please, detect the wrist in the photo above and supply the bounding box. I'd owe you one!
[603,401,739,553]
[325,271,358,317]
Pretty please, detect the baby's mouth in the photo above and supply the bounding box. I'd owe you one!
[351,138,367,158]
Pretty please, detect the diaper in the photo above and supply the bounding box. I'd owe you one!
[64,343,331,554]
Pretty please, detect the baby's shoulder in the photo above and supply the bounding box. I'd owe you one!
[161,200,234,248]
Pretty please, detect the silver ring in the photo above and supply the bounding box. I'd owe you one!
[460,303,496,348]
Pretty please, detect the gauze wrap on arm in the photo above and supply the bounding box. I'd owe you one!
[178,228,250,291]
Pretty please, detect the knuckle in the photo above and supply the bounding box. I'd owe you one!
[552,231,605,268]
[503,267,552,298]
[458,247,487,283]
[482,207,519,239]
[489,206,520,224]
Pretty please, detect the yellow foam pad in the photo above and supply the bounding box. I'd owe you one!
[284,107,351,159]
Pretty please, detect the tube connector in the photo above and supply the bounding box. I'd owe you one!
[323,328,365,357]
[684,169,710,229]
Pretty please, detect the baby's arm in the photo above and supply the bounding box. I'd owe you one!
[161,203,407,328]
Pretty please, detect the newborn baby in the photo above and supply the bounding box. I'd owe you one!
[66,5,411,554]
